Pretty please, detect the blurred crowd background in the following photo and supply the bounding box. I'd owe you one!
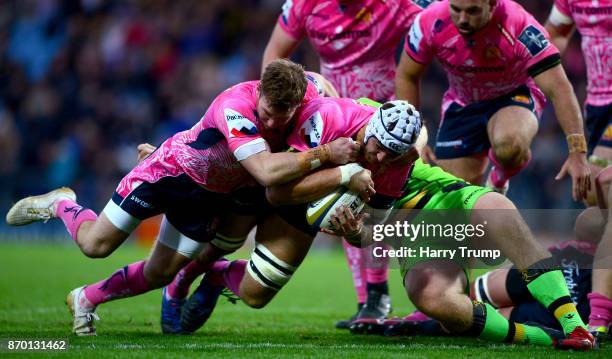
[0,0,589,223]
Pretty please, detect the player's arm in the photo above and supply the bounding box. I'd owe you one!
[239,137,360,187]
[395,51,427,108]
[533,64,591,201]
[266,163,374,205]
[396,53,437,163]
[261,23,301,75]
[544,4,575,54]
[307,72,339,98]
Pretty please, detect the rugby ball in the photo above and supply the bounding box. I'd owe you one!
[306,187,365,231]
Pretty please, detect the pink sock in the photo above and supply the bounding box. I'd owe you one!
[56,199,97,242]
[588,292,612,328]
[203,259,245,296]
[166,261,209,300]
[83,261,150,307]
[488,148,531,188]
[223,260,246,296]
[343,239,367,304]
[365,245,389,284]
[200,260,232,287]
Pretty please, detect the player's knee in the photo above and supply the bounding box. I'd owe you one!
[406,269,454,317]
[492,137,528,167]
[78,240,113,258]
[575,207,605,243]
[241,292,270,309]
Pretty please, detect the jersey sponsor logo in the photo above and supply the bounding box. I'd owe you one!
[518,25,550,57]
[436,139,462,148]
[570,5,612,15]
[408,15,424,54]
[130,195,153,209]
[299,112,324,148]
[225,108,258,138]
[307,29,371,41]
[412,0,433,9]
[281,0,293,25]
[439,57,504,73]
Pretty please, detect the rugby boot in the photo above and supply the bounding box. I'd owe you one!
[66,286,99,336]
[335,303,365,329]
[6,187,76,225]
[160,287,185,334]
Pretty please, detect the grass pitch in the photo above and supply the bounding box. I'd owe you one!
[0,242,609,358]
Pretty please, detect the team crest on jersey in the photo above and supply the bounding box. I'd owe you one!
[225,108,257,138]
[299,112,324,148]
[355,7,372,23]
[408,14,424,54]
[518,25,550,57]
[484,45,501,61]
[512,94,532,105]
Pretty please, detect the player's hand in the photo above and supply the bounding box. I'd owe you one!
[322,205,368,240]
[420,145,437,164]
[327,137,361,165]
[137,143,157,163]
[347,169,375,202]
[556,152,591,201]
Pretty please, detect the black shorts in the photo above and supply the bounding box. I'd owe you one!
[434,85,537,159]
[585,103,612,154]
[108,174,269,242]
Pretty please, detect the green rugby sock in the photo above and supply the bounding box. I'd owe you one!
[520,258,586,335]
[469,302,555,346]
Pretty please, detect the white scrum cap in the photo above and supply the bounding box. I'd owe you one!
[364,100,422,154]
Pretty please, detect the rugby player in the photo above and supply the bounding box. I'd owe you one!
[262,0,434,327]
[180,99,596,349]
[546,0,612,174]
[395,0,591,200]
[546,0,612,339]
[330,158,596,349]
[4,60,362,335]
[177,97,423,333]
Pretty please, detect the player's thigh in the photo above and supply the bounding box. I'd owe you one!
[437,155,488,185]
[487,105,538,147]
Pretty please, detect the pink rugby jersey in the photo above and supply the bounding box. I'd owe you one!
[550,0,612,106]
[287,97,412,198]
[116,80,321,197]
[279,0,431,101]
[405,0,561,115]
